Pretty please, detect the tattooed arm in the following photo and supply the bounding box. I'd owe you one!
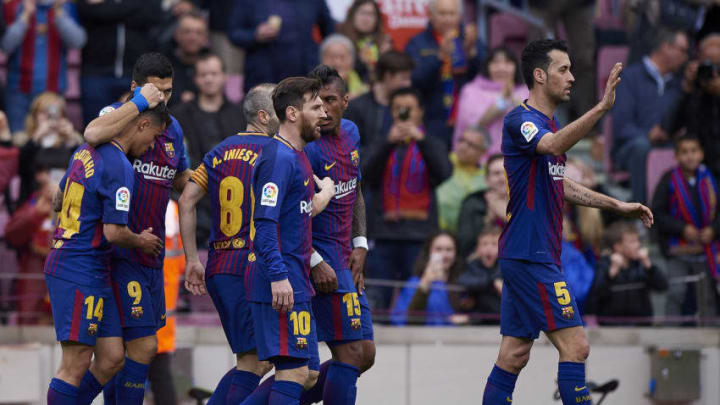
[349,186,368,292]
[351,186,367,239]
[563,177,654,227]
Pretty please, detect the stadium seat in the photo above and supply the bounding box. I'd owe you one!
[597,45,629,101]
[64,68,81,100]
[594,0,625,31]
[489,12,528,58]
[601,114,630,183]
[225,74,244,104]
[65,101,84,131]
[646,148,676,206]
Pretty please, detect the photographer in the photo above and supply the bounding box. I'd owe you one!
[362,87,452,312]
[663,33,720,177]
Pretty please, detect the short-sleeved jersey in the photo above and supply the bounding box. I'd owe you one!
[99,103,189,269]
[248,137,315,303]
[192,132,275,278]
[304,119,361,293]
[44,142,135,286]
[498,102,566,266]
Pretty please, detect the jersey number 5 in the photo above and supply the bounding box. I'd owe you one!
[59,181,85,238]
[553,281,571,306]
[218,176,256,240]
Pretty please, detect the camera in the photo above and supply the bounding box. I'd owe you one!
[696,60,718,84]
[398,107,411,122]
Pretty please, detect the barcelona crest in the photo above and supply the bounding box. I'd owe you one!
[351,318,362,330]
[350,150,359,167]
[296,337,308,350]
[88,323,98,336]
[561,306,574,320]
[165,142,175,158]
[131,306,144,319]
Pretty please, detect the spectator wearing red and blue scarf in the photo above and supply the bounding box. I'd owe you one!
[362,87,451,313]
[653,135,720,324]
[1,0,86,133]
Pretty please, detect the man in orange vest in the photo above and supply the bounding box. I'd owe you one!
[148,200,185,404]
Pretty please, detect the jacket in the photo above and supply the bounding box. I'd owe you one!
[390,276,456,326]
[456,189,488,257]
[362,132,451,242]
[456,259,501,320]
[405,24,485,145]
[227,0,334,92]
[343,89,392,154]
[77,0,162,78]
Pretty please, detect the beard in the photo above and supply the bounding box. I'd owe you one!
[300,113,320,143]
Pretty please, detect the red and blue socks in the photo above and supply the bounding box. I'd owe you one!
[269,380,304,405]
[114,357,149,404]
[557,362,591,405]
[323,361,359,405]
[47,378,78,405]
[76,370,103,405]
[483,364,518,404]
[227,370,263,403]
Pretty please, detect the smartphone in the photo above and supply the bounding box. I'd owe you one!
[398,107,410,122]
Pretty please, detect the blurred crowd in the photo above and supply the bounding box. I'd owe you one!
[0,0,719,329]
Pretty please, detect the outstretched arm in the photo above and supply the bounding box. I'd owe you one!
[537,63,623,156]
[563,177,653,227]
[178,180,207,295]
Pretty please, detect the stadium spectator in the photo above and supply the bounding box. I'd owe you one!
[4,168,55,325]
[390,231,463,326]
[436,125,487,233]
[77,0,163,125]
[0,111,20,323]
[561,217,596,316]
[651,136,719,325]
[453,46,526,157]
[456,154,507,257]
[344,50,414,152]
[194,0,245,75]
[363,87,452,312]
[338,0,393,83]
[527,0,596,119]
[15,92,82,205]
[166,10,209,105]
[227,0,334,92]
[172,54,245,248]
[320,34,368,99]
[455,226,502,325]
[663,33,720,177]
[563,158,606,266]
[612,27,688,204]
[1,0,87,133]
[405,0,485,146]
[589,221,668,326]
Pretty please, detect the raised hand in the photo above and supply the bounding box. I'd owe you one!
[139,83,164,108]
[599,62,623,112]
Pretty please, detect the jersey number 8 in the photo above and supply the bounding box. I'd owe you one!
[218,176,256,240]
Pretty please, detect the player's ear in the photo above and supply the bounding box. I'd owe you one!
[286,106,297,123]
[130,81,139,91]
[258,110,269,125]
[342,94,349,109]
[533,68,546,86]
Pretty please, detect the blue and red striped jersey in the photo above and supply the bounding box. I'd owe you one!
[44,142,134,287]
[100,103,189,268]
[2,1,78,94]
[304,119,361,293]
[498,102,566,266]
[191,132,274,279]
[248,137,315,303]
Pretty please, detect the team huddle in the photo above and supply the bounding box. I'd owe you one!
[43,52,374,405]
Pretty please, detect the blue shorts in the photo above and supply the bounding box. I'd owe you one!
[312,292,363,344]
[110,258,166,340]
[358,292,374,341]
[206,274,255,354]
[250,301,319,370]
[46,274,122,345]
[499,259,583,339]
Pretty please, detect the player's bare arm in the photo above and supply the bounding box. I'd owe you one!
[311,248,339,294]
[311,174,335,217]
[103,224,163,256]
[84,84,164,147]
[349,185,368,292]
[173,169,193,192]
[52,188,63,212]
[537,63,622,156]
[563,177,653,227]
[178,181,208,295]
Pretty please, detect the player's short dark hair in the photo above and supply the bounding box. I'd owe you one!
[132,53,174,85]
[604,221,638,248]
[376,50,415,82]
[308,64,346,96]
[272,77,322,122]
[521,39,569,89]
[649,26,686,54]
[674,134,702,151]
[486,153,504,170]
[195,52,225,73]
[481,46,523,85]
[139,102,171,129]
[389,87,423,109]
